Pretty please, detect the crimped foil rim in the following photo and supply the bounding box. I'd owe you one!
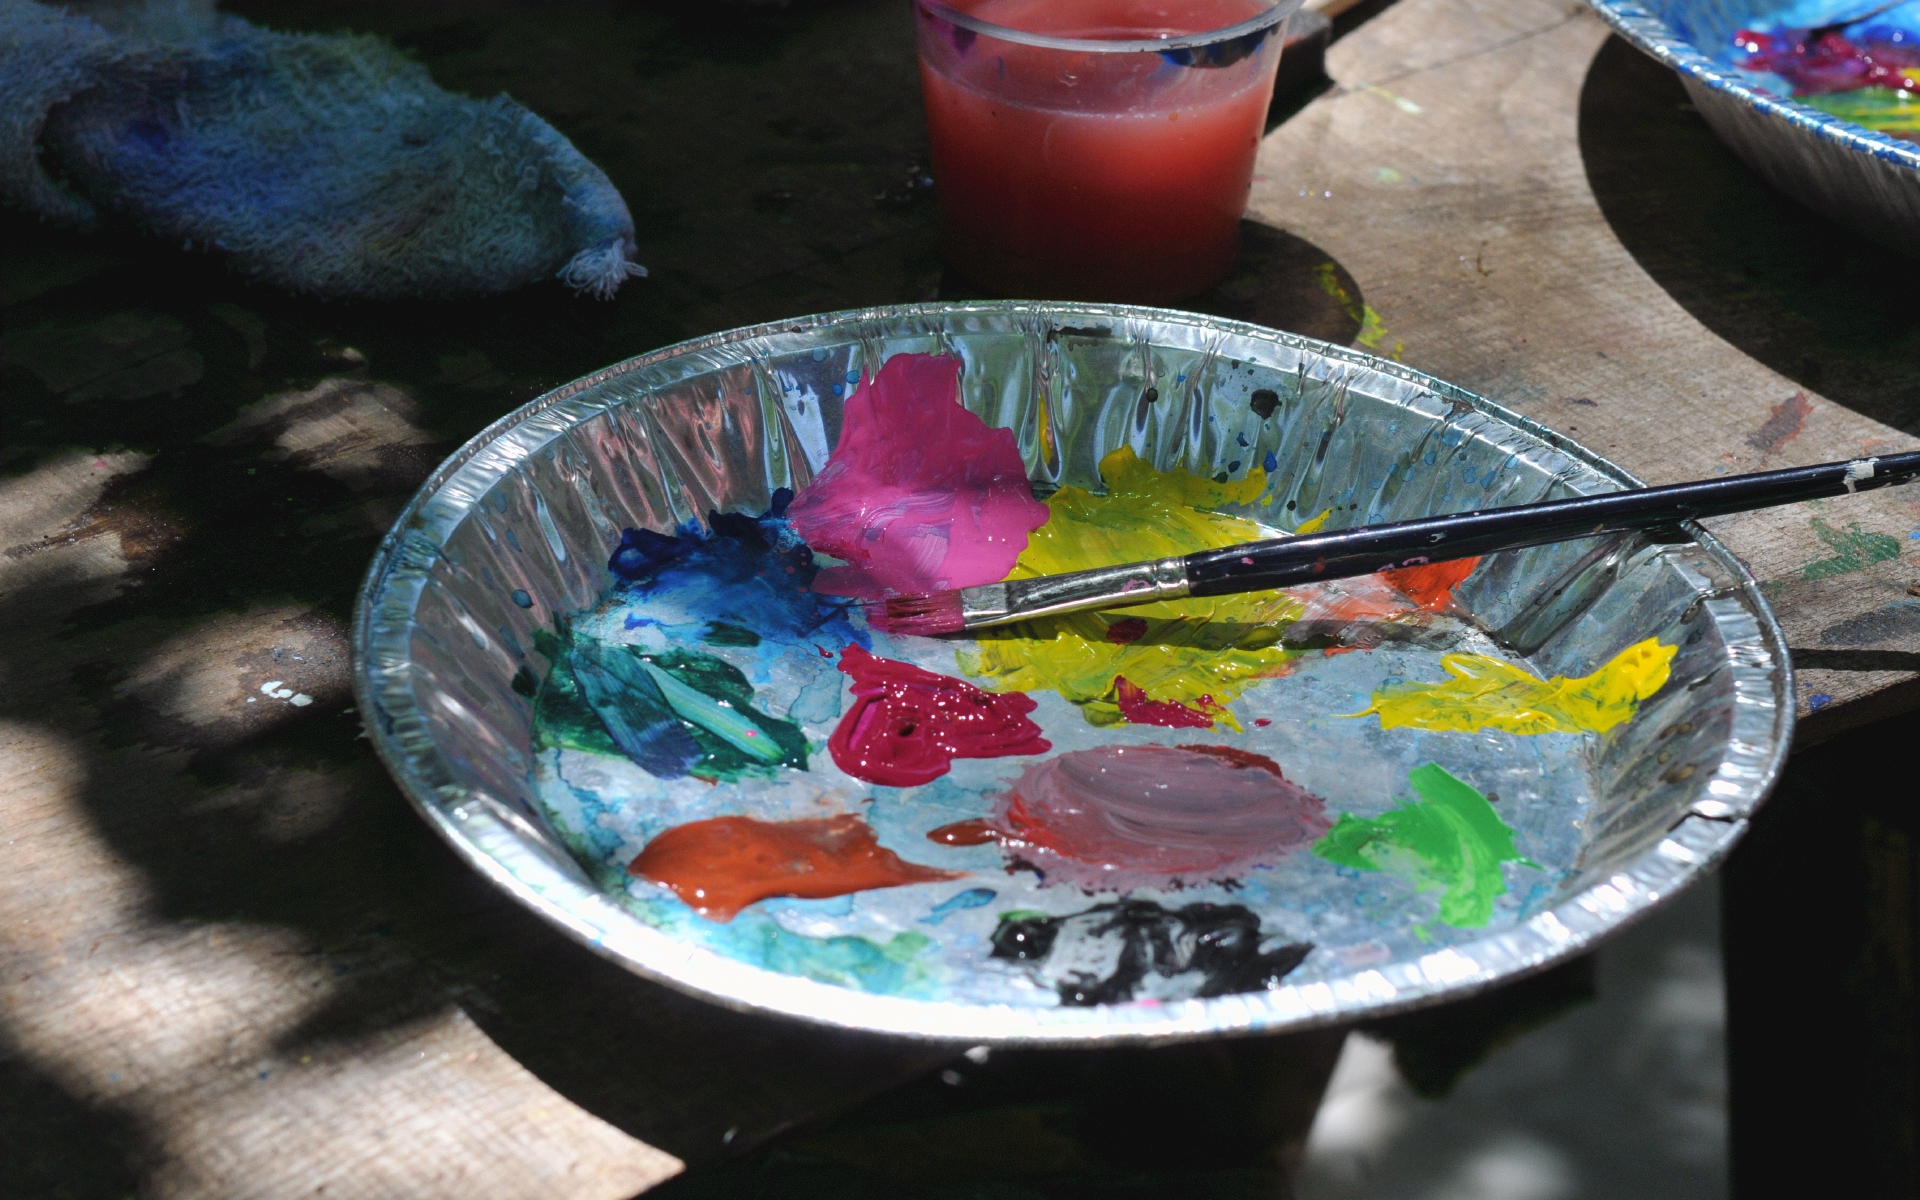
[351,301,1791,1044]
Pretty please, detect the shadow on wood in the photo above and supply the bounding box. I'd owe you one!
[1578,35,1920,437]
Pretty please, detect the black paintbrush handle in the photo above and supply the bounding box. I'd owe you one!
[1184,451,1920,597]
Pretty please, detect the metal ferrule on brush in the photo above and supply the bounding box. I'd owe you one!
[959,555,1190,630]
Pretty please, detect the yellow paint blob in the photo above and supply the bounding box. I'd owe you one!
[1348,637,1676,735]
[958,447,1302,728]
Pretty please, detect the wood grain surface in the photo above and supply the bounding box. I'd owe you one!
[1248,0,1919,742]
[2,0,1914,1197]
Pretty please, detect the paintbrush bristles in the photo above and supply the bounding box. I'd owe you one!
[866,590,967,636]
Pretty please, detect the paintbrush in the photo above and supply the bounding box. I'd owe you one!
[865,450,1920,636]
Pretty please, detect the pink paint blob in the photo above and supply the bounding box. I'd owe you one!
[1113,676,1222,729]
[787,353,1050,599]
[829,645,1051,786]
[935,744,1330,890]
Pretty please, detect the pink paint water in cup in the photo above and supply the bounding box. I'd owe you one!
[914,0,1299,303]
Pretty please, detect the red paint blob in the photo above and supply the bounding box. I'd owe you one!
[629,813,962,921]
[927,817,999,846]
[1113,676,1221,729]
[1381,557,1481,611]
[1176,743,1284,777]
[942,745,1330,890]
[1105,617,1150,645]
[830,645,1051,786]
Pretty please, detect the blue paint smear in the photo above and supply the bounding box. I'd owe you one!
[922,887,996,925]
[603,491,867,724]
[607,490,867,650]
[1264,451,1279,472]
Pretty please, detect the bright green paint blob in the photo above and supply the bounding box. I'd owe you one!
[1800,518,1902,582]
[1314,764,1536,928]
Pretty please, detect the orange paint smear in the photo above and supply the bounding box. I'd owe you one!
[1381,557,1481,611]
[629,814,962,921]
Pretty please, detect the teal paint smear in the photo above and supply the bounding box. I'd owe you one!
[1313,764,1536,928]
[1801,518,1902,581]
[639,660,785,764]
[529,624,623,758]
[716,921,935,995]
[531,621,807,782]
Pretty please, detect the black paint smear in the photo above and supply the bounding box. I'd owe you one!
[1249,388,1279,419]
[991,900,1312,1007]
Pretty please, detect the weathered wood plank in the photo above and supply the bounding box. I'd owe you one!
[1248,0,1919,740]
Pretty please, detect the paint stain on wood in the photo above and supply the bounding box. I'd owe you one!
[1746,390,1812,454]
[1801,518,1902,582]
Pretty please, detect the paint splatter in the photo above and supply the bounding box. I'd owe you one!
[629,814,963,921]
[959,446,1301,730]
[787,352,1051,598]
[989,900,1312,1005]
[922,886,997,924]
[568,640,809,781]
[1348,637,1675,736]
[932,744,1331,891]
[1313,261,1395,354]
[829,645,1050,786]
[1746,390,1814,454]
[1313,764,1534,928]
[1800,517,1902,581]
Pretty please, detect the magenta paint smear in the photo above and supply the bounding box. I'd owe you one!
[829,645,1051,786]
[787,352,1051,598]
[932,744,1331,890]
[1112,676,1221,728]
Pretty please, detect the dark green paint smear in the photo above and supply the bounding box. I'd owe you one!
[1314,764,1535,928]
[531,625,807,782]
[703,621,761,647]
[1800,518,1902,582]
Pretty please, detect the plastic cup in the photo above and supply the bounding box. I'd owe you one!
[914,0,1300,303]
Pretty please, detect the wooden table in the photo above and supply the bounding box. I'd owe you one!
[3,0,1914,1196]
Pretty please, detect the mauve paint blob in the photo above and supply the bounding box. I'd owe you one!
[787,352,1050,598]
[933,744,1330,890]
[629,813,962,921]
[829,645,1050,786]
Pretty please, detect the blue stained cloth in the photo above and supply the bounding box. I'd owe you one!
[0,1,646,299]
